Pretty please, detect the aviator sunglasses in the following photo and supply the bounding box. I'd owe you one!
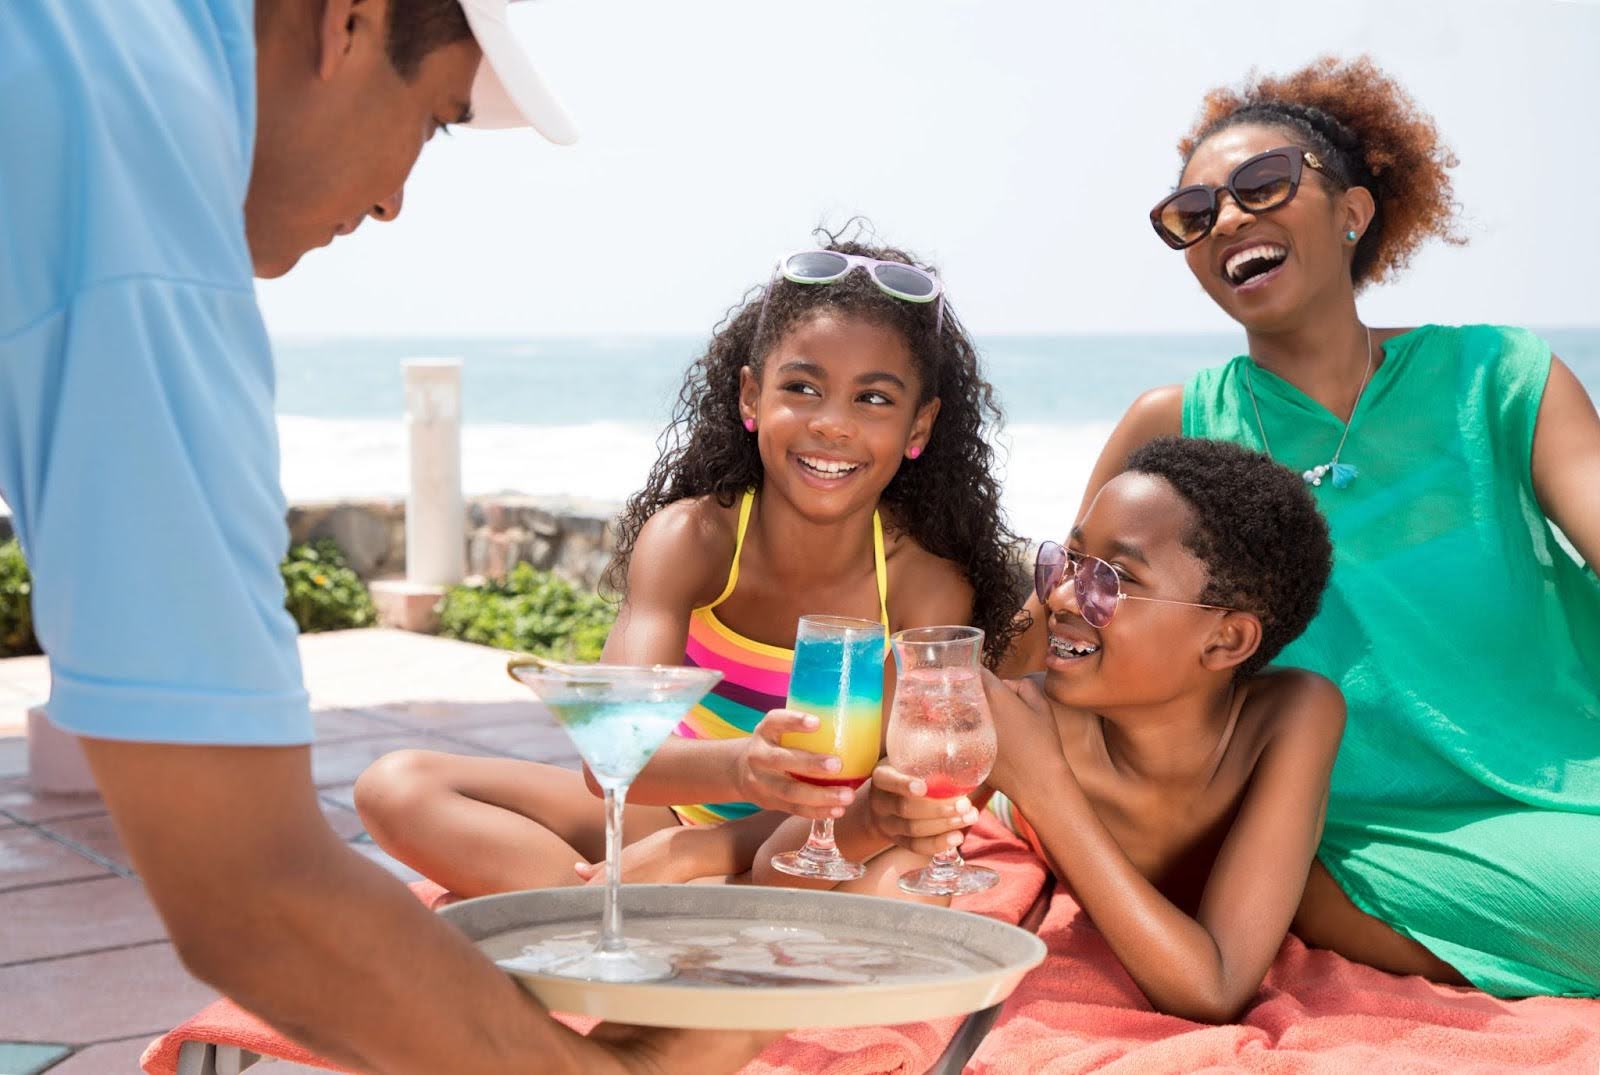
[1033,540,1235,629]
[1149,147,1333,250]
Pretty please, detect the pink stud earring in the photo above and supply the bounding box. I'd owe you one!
[907,446,922,460]
[743,418,756,433]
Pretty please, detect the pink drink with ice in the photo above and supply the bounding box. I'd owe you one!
[886,666,997,799]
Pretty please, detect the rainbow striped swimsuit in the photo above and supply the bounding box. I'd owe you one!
[672,490,889,826]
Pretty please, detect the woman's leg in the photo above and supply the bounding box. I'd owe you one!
[1304,806,1600,996]
[354,750,679,897]
[1292,859,1470,984]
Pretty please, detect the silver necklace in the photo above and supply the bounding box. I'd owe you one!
[1244,326,1373,490]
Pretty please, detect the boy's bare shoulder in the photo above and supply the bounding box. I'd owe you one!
[1240,667,1347,751]
[630,495,741,606]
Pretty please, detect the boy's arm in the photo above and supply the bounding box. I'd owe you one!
[991,672,1345,1024]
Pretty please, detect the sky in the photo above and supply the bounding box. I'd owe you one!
[256,0,1600,339]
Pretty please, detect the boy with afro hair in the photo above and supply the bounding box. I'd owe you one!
[871,436,1347,1023]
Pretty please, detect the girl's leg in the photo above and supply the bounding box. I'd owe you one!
[708,810,788,879]
[594,811,786,887]
[1292,859,1469,984]
[354,750,679,897]
[836,846,949,907]
[750,815,948,906]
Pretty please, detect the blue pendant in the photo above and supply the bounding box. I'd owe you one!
[1330,462,1359,489]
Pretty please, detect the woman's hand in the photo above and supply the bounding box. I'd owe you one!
[981,670,1067,799]
[733,709,857,819]
[865,763,981,857]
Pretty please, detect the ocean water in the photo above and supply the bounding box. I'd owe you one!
[273,329,1600,543]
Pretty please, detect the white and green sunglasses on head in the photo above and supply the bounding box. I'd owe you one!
[766,249,946,334]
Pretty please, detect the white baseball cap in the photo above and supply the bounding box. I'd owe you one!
[458,0,579,143]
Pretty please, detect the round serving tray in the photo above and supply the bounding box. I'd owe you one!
[441,884,1045,1030]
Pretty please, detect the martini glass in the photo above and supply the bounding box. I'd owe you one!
[506,656,722,982]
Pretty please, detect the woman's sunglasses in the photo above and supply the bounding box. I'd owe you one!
[1148,147,1332,250]
[1033,541,1235,629]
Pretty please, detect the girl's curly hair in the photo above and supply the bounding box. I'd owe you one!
[1179,55,1464,288]
[605,227,1025,667]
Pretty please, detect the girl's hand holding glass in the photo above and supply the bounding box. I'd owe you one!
[771,616,887,882]
[735,709,857,819]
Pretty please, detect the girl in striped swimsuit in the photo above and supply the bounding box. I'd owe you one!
[354,235,1024,899]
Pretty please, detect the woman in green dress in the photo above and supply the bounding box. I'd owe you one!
[1006,56,1600,996]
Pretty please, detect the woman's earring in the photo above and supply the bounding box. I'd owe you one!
[1345,229,1359,242]
[907,446,922,461]
[743,418,756,433]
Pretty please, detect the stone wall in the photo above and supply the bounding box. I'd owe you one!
[287,500,407,579]
[0,498,615,588]
[286,496,620,591]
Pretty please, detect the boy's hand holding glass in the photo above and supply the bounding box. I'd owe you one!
[980,671,1067,798]
[866,762,982,858]
[736,709,857,819]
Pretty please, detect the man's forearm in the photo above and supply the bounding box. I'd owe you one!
[159,813,599,1073]
[82,740,604,1074]
[81,737,779,1073]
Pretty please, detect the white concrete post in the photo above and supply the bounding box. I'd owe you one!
[403,358,465,587]
[28,705,99,796]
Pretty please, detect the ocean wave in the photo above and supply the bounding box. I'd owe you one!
[277,415,660,505]
[277,414,1114,544]
[992,421,1118,541]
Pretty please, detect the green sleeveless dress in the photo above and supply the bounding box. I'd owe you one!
[1184,324,1600,997]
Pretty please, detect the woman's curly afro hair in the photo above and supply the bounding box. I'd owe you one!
[1123,437,1333,678]
[1179,55,1465,289]
[605,225,1026,667]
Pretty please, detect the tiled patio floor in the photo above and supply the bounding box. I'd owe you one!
[0,629,578,1074]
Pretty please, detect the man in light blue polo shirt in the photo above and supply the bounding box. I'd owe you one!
[0,2,768,1071]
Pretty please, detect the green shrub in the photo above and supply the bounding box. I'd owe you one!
[438,563,615,661]
[1,539,39,657]
[281,540,377,633]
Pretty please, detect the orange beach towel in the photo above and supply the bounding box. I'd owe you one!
[966,886,1600,1074]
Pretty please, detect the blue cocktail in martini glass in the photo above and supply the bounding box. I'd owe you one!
[507,657,722,982]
